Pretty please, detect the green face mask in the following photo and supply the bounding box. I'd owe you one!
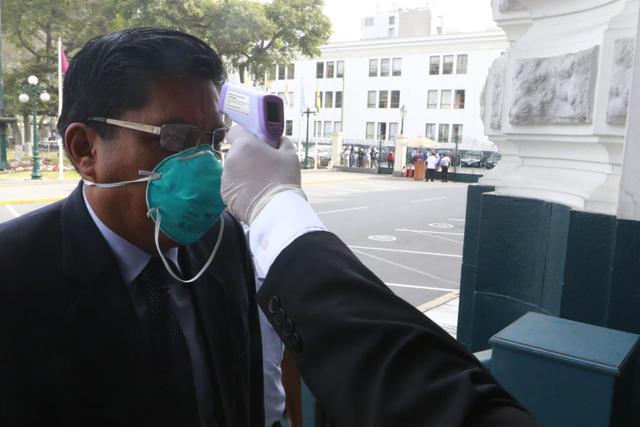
[146,144,225,245]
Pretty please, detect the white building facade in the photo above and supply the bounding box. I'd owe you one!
[263,30,507,152]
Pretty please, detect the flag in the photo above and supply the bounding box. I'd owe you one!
[315,81,321,111]
[61,48,69,74]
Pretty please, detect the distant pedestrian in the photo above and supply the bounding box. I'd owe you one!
[440,153,451,182]
[426,151,437,182]
[357,147,365,168]
[370,147,378,168]
[386,151,394,168]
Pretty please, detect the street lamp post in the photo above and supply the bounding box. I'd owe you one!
[400,104,407,136]
[0,6,17,171]
[19,75,50,180]
[302,108,316,169]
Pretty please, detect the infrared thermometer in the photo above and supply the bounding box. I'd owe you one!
[219,83,285,147]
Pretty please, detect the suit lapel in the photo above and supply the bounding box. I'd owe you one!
[180,218,238,427]
[61,184,161,421]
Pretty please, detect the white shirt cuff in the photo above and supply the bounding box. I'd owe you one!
[249,191,327,278]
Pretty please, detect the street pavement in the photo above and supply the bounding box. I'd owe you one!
[0,170,463,335]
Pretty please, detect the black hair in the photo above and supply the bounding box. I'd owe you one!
[57,27,227,142]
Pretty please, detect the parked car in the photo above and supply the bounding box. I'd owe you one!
[460,156,485,168]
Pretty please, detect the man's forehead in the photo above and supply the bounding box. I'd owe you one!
[130,78,223,126]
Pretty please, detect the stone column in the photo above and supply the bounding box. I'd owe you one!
[330,132,343,169]
[460,0,640,348]
[393,136,408,177]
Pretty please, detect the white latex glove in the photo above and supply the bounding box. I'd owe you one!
[221,125,306,224]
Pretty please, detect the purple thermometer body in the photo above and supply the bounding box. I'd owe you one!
[218,83,285,147]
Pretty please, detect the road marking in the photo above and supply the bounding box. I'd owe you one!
[348,245,462,258]
[417,291,460,312]
[429,222,454,228]
[5,205,20,218]
[368,235,397,242]
[410,196,446,204]
[386,283,457,292]
[448,218,466,222]
[396,228,464,236]
[396,230,463,245]
[351,248,458,286]
[316,206,368,215]
[0,197,62,205]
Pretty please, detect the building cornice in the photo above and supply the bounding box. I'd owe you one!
[313,30,507,58]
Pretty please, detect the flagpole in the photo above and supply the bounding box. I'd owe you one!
[57,37,64,180]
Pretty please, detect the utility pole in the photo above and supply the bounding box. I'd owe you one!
[302,108,315,169]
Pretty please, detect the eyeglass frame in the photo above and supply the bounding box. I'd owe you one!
[86,116,229,153]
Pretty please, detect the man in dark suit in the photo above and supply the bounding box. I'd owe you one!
[222,127,542,426]
[0,28,263,426]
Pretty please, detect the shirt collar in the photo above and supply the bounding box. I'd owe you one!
[82,186,180,285]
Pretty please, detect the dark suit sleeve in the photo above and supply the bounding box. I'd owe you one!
[257,231,541,427]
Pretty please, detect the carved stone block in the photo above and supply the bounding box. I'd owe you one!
[498,0,527,13]
[607,38,635,126]
[509,47,598,125]
[482,54,507,130]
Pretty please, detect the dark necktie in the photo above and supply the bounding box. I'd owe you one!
[138,257,199,426]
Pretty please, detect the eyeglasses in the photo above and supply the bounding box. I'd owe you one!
[87,117,229,152]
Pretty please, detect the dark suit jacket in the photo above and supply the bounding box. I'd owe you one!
[257,231,542,427]
[0,184,264,427]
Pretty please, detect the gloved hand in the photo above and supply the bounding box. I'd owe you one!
[221,125,306,224]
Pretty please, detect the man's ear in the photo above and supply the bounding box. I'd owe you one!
[65,123,100,180]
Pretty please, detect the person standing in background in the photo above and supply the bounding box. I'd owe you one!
[426,151,437,182]
[440,153,451,182]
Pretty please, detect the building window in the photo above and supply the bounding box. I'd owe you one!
[454,90,465,109]
[278,64,286,80]
[380,58,390,76]
[364,17,374,26]
[369,59,378,77]
[456,54,468,74]
[335,91,343,108]
[452,124,463,144]
[392,58,402,76]
[425,123,436,140]
[438,124,450,143]
[336,61,345,78]
[324,91,334,108]
[277,92,285,102]
[443,55,454,74]
[429,56,440,75]
[334,121,342,133]
[316,62,324,78]
[390,90,400,108]
[388,28,395,37]
[326,61,335,78]
[427,90,438,109]
[316,90,323,108]
[378,91,389,108]
[440,90,452,109]
[367,91,377,108]
[389,16,395,25]
[366,122,375,139]
[324,121,333,136]
[377,122,387,140]
[389,122,399,140]
[288,92,294,108]
[285,120,293,136]
[287,64,295,79]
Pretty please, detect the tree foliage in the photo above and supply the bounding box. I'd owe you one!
[1,0,332,116]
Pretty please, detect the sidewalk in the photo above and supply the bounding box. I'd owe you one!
[421,293,459,338]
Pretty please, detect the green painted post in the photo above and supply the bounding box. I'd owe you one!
[31,92,41,179]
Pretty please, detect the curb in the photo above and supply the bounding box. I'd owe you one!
[417,290,460,313]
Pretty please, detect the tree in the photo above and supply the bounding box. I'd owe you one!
[206,0,331,83]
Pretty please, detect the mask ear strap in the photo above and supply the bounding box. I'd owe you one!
[83,171,161,188]
[149,208,225,284]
